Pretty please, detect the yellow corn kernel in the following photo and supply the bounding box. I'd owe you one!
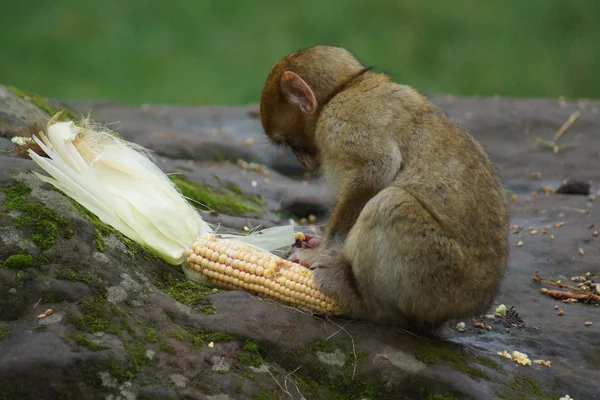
[185,235,340,315]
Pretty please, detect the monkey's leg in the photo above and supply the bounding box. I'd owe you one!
[341,186,491,327]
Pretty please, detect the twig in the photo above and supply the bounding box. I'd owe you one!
[32,298,42,309]
[532,272,588,293]
[541,288,600,303]
[553,110,580,145]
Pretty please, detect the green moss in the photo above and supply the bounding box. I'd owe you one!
[55,268,102,286]
[106,359,136,381]
[2,183,73,250]
[311,339,334,353]
[159,341,176,354]
[67,295,111,333]
[143,328,176,353]
[169,330,186,341]
[200,305,216,314]
[7,86,78,121]
[412,337,490,381]
[475,355,503,372]
[124,342,151,371]
[188,327,235,347]
[236,340,265,366]
[0,322,11,340]
[2,254,35,269]
[169,174,262,215]
[251,390,283,400]
[41,291,66,304]
[145,329,159,343]
[239,354,263,367]
[160,272,214,306]
[13,270,30,283]
[242,341,260,352]
[494,374,556,400]
[290,340,396,400]
[204,332,234,342]
[67,333,110,351]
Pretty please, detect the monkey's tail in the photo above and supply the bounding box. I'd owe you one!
[21,112,295,269]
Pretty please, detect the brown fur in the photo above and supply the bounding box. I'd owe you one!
[259,46,510,331]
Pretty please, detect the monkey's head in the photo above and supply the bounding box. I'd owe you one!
[259,46,365,172]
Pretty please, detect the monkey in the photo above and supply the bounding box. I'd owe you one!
[259,46,510,332]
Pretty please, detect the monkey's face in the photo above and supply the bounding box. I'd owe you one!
[260,68,321,172]
[261,105,321,172]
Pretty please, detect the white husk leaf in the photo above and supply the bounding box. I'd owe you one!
[27,115,295,266]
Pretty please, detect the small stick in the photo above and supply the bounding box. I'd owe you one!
[532,272,588,293]
[553,110,580,153]
[541,288,600,303]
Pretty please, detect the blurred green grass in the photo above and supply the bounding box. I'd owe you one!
[1,0,599,105]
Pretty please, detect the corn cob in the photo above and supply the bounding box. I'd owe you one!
[184,234,341,315]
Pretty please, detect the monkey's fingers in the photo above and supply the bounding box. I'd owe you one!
[305,236,321,248]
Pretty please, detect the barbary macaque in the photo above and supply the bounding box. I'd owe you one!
[259,46,509,331]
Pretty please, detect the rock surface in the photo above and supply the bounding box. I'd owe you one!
[1,85,599,399]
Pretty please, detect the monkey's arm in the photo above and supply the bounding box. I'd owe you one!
[323,174,381,245]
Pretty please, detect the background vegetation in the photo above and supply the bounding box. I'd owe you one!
[1,0,599,105]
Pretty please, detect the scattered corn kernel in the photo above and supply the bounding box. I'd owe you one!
[44,309,53,316]
[517,241,523,247]
[37,314,46,319]
[558,310,565,316]
[533,359,552,367]
[584,321,592,326]
[294,232,306,241]
[208,342,214,348]
[578,248,584,256]
[456,322,466,332]
[495,304,507,315]
[512,351,531,366]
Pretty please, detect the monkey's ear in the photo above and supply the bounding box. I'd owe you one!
[280,71,318,115]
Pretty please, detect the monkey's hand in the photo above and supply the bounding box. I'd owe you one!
[288,245,324,268]
[299,246,368,319]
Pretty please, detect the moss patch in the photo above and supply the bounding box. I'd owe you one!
[67,333,110,351]
[0,322,11,340]
[2,183,73,250]
[200,305,216,314]
[187,326,235,347]
[55,268,103,287]
[8,86,78,121]
[310,339,334,353]
[494,374,557,400]
[157,271,215,307]
[238,341,264,366]
[67,294,112,333]
[2,253,35,269]
[411,337,491,381]
[169,174,262,215]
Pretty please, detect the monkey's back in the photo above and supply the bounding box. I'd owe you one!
[322,74,510,273]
